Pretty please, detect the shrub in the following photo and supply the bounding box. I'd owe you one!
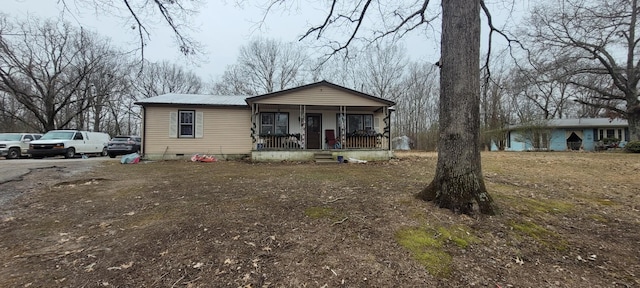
[625,140,640,153]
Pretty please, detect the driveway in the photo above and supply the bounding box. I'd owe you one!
[0,157,113,184]
[0,157,114,211]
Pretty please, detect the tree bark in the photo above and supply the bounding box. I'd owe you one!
[417,0,497,215]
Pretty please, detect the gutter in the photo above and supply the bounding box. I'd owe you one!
[142,106,147,157]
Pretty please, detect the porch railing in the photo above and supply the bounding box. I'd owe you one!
[343,135,385,149]
[257,135,302,150]
[256,134,388,150]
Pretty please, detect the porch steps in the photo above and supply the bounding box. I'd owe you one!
[314,152,336,164]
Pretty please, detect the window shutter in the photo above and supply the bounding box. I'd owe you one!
[374,117,381,132]
[169,112,178,138]
[625,127,629,141]
[195,111,204,138]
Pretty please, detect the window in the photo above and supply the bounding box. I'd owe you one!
[532,130,550,149]
[170,111,202,138]
[625,128,629,141]
[260,113,288,135]
[598,128,624,140]
[179,110,195,137]
[599,129,604,141]
[338,114,374,135]
[606,129,615,139]
[618,129,623,140]
[74,133,84,140]
[23,135,33,141]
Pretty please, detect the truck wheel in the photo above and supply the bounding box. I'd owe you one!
[108,153,116,158]
[101,147,108,157]
[64,148,76,159]
[7,147,20,159]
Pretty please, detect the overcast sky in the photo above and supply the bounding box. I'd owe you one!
[5,1,529,81]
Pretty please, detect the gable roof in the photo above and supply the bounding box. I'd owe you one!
[547,118,628,128]
[508,118,628,130]
[245,80,396,106]
[134,81,396,107]
[135,94,248,106]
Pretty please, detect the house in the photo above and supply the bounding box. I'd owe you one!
[135,81,395,161]
[492,118,630,152]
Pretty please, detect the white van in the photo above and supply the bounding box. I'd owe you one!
[28,130,111,159]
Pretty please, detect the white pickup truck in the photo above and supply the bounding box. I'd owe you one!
[0,133,43,159]
[28,130,111,159]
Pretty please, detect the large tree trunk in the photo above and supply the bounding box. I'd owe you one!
[628,105,640,141]
[627,87,640,141]
[417,0,497,215]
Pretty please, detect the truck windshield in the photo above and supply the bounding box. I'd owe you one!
[41,131,75,140]
[0,134,21,141]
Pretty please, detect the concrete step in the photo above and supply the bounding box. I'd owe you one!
[314,152,336,163]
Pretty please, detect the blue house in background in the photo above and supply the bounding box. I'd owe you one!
[491,118,630,152]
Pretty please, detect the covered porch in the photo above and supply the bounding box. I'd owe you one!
[249,104,392,151]
[244,81,395,161]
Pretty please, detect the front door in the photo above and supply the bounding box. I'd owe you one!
[306,114,321,149]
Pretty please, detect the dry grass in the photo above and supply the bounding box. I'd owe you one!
[0,151,639,287]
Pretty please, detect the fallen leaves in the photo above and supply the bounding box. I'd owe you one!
[107,261,134,271]
[514,257,524,265]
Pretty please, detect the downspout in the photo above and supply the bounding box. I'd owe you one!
[300,105,306,149]
[142,106,147,157]
[341,106,347,149]
[387,107,392,151]
[251,103,260,150]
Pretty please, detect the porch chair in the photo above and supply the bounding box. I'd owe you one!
[325,129,338,149]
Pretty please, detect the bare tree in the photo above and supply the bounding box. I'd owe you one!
[133,60,203,99]
[312,56,363,91]
[571,74,617,118]
[0,17,110,132]
[394,61,440,150]
[0,91,36,131]
[83,52,136,135]
[510,58,574,120]
[58,0,202,59]
[360,44,407,100]
[211,38,308,95]
[480,60,513,151]
[527,0,640,140]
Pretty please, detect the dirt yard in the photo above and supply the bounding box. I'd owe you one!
[0,152,638,287]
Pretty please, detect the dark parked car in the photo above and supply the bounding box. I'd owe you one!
[106,136,141,158]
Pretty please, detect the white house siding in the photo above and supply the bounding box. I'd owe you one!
[252,86,385,107]
[143,106,252,159]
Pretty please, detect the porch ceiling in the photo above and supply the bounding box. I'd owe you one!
[255,104,383,112]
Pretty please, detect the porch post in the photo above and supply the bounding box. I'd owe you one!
[300,105,306,149]
[340,106,346,149]
[384,106,391,150]
[251,103,258,149]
